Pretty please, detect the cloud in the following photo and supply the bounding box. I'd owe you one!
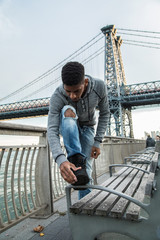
[0,12,13,34]
[0,0,18,38]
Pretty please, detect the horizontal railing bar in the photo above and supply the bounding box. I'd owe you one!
[0,130,45,137]
[0,142,146,150]
[0,122,47,133]
[103,135,145,141]
[103,143,146,146]
[0,144,46,149]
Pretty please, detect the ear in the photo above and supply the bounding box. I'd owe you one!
[84,78,88,86]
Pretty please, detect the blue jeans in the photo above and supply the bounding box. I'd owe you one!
[60,105,95,199]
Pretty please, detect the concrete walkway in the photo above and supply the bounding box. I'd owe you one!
[0,174,109,240]
[0,191,77,240]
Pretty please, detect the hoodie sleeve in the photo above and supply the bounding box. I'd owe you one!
[93,81,110,148]
[47,91,68,167]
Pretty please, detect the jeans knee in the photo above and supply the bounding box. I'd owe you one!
[64,108,76,118]
[61,105,77,119]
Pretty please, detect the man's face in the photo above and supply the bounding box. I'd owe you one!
[63,78,88,102]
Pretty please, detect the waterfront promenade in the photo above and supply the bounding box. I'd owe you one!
[0,188,75,240]
[0,122,146,239]
[0,174,108,240]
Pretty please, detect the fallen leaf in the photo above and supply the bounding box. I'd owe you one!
[33,225,44,233]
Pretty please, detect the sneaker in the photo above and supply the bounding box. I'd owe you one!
[68,153,89,189]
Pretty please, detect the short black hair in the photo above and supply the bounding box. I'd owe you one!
[61,62,85,86]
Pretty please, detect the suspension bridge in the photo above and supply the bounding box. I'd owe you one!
[0,25,160,137]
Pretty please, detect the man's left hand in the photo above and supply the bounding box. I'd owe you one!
[91,146,100,159]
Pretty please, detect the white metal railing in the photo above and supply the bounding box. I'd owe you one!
[0,122,53,233]
[0,145,43,224]
[52,158,68,200]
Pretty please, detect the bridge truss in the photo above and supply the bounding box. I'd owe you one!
[101,25,134,137]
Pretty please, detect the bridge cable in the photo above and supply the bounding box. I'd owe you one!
[0,32,103,103]
[117,32,160,40]
[117,28,160,35]
[123,42,160,49]
[2,29,160,102]
[123,39,160,46]
[20,46,105,100]
[20,77,61,101]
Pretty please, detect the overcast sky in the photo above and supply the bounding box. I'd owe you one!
[0,0,160,139]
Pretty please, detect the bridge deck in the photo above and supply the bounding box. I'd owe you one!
[0,80,160,120]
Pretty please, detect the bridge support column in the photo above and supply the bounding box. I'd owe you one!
[101,25,133,138]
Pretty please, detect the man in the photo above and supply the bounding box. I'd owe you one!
[156,135,160,141]
[47,62,110,199]
[146,134,155,148]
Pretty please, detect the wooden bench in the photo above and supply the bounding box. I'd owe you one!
[124,147,155,164]
[66,151,160,240]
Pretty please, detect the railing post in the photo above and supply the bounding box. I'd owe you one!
[92,159,97,185]
[34,133,54,217]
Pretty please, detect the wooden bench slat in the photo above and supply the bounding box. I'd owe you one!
[128,153,154,164]
[149,152,158,173]
[95,164,144,216]
[126,171,149,221]
[145,172,155,196]
[70,167,130,214]
[81,165,140,215]
[110,164,148,218]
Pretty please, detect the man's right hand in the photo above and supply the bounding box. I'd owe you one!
[59,161,81,184]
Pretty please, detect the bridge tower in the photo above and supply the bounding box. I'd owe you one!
[101,25,134,137]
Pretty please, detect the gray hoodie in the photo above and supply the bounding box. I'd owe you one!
[47,75,110,167]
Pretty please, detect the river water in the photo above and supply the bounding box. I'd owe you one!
[0,149,36,223]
